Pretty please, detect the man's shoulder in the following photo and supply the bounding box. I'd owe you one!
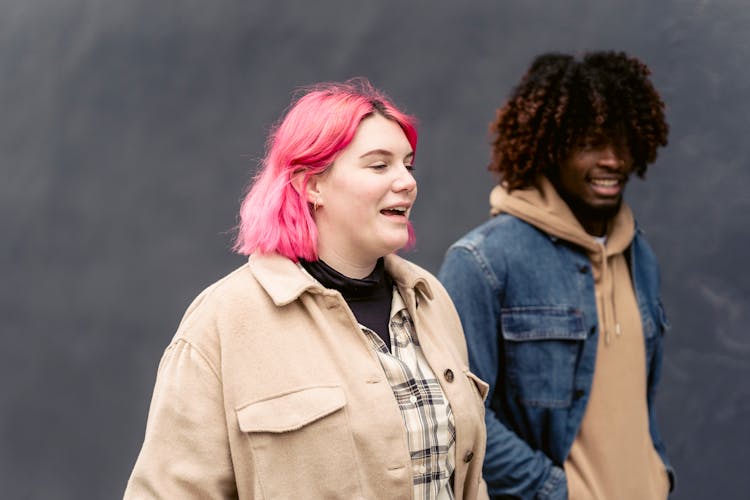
[631,226,659,257]
[630,226,662,272]
[449,213,549,254]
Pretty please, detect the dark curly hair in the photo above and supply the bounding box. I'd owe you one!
[489,51,669,190]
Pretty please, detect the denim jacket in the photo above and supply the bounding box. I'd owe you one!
[438,213,672,500]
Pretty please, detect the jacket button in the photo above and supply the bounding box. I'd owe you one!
[578,264,589,274]
[589,326,596,336]
[574,389,585,400]
[463,451,474,463]
[443,369,454,382]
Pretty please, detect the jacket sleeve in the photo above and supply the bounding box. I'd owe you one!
[634,235,675,492]
[646,300,676,492]
[124,339,237,499]
[439,245,567,500]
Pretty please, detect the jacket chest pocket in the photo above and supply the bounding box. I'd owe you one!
[501,307,587,408]
[236,385,362,498]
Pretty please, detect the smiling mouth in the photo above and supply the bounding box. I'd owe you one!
[591,178,620,187]
[380,207,408,217]
[589,177,625,196]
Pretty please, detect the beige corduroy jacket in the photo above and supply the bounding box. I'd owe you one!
[124,252,489,500]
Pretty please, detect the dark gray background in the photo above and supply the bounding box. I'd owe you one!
[2,0,748,498]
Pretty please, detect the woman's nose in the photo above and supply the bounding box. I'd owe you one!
[393,165,417,192]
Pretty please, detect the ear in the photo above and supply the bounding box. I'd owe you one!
[291,169,322,205]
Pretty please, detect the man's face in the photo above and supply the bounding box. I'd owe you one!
[551,132,634,236]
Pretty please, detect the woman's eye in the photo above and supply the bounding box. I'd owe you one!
[406,164,415,172]
[370,164,387,170]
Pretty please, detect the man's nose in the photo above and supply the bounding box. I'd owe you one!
[598,145,628,169]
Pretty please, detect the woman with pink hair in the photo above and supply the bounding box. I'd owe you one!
[125,78,489,499]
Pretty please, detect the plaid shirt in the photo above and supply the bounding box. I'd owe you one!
[360,287,456,500]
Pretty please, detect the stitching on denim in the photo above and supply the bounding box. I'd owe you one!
[448,243,502,292]
[520,396,572,408]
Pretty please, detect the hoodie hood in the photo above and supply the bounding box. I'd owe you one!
[489,176,634,255]
[489,177,635,343]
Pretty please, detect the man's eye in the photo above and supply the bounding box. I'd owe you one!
[581,142,604,152]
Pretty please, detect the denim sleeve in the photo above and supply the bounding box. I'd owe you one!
[646,302,676,492]
[439,245,567,500]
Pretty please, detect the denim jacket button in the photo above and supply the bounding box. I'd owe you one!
[443,369,454,382]
[574,389,585,400]
[578,264,589,274]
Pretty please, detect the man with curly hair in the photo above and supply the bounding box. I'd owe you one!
[439,51,674,499]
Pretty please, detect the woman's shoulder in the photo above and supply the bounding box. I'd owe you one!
[174,253,320,342]
[187,261,257,309]
[168,261,261,339]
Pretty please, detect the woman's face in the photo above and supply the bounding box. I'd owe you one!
[311,113,417,275]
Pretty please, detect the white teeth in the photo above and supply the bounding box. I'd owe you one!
[591,179,618,187]
[382,205,408,215]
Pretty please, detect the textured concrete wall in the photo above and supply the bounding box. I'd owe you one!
[2,1,748,498]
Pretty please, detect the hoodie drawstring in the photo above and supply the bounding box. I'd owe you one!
[597,242,621,345]
[489,179,633,346]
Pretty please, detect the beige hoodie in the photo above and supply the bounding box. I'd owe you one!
[490,178,670,500]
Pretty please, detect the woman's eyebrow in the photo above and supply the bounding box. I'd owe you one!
[359,149,414,160]
[359,148,393,159]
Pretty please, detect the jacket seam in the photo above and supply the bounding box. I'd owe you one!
[448,243,502,292]
[171,337,222,382]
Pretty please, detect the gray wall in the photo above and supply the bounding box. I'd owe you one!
[2,0,748,498]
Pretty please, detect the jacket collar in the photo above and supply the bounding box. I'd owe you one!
[248,252,433,306]
[248,253,321,306]
[384,254,433,301]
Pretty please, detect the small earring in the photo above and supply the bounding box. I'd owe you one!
[313,197,320,212]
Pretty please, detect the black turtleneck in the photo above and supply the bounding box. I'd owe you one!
[299,258,393,351]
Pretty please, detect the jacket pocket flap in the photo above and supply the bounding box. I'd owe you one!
[236,385,346,433]
[501,306,587,341]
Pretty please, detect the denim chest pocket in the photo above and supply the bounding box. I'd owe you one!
[501,307,587,408]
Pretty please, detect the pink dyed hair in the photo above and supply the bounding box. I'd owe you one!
[233,78,418,261]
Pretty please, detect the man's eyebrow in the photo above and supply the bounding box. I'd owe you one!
[359,149,415,159]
